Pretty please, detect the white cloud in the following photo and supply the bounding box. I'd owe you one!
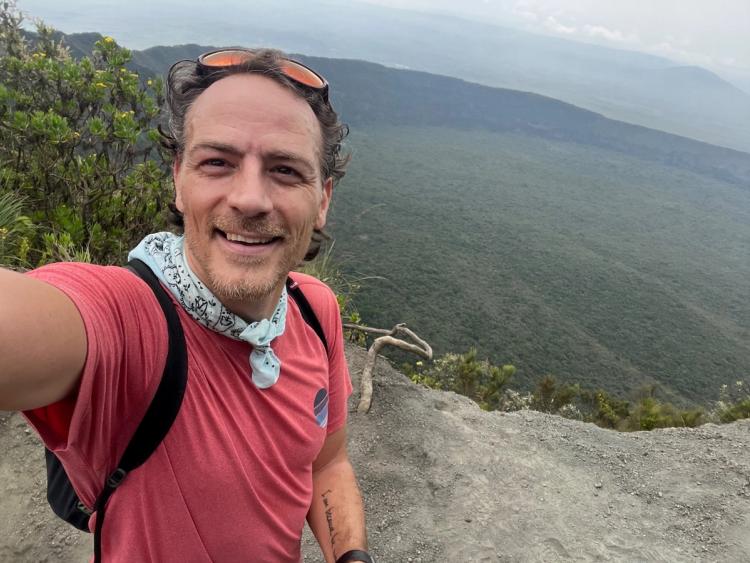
[543,15,576,34]
[514,9,539,22]
[581,24,639,44]
[360,0,749,76]
[501,0,748,76]
[582,24,624,42]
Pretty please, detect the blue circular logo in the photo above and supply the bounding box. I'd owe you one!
[313,388,329,428]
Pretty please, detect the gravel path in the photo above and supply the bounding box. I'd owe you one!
[3,343,749,562]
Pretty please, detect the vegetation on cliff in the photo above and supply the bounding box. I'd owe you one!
[404,349,750,431]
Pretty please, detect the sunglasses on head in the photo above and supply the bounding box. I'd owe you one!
[195,48,330,104]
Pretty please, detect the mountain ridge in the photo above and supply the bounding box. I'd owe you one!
[55,32,750,189]
[659,65,748,93]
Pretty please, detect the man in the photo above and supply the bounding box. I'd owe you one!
[0,48,371,562]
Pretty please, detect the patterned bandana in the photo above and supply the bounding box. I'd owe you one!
[128,232,287,389]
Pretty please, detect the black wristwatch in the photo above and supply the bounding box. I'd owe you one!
[335,549,375,563]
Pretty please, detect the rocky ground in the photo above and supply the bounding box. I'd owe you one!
[2,343,749,562]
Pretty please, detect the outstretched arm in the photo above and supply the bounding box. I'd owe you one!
[307,427,368,562]
[0,267,86,410]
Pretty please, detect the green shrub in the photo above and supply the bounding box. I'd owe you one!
[0,2,169,265]
[0,191,33,267]
[623,394,705,431]
[530,375,579,415]
[407,348,516,411]
[297,242,371,346]
[715,380,750,423]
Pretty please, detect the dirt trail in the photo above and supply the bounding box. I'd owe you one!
[3,343,750,562]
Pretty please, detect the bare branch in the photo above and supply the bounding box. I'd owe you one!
[345,323,432,413]
[342,322,395,336]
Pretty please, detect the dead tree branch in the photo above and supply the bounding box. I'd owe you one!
[343,323,432,413]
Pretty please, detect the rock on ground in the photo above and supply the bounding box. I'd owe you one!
[2,343,750,562]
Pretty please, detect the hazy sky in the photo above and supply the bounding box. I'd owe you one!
[362,0,750,83]
[17,0,750,87]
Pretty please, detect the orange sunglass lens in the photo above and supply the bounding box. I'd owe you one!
[200,51,326,90]
[201,50,250,67]
[281,61,325,88]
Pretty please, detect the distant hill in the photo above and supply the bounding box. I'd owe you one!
[56,36,748,188]
[626,65,750,128]
[299,56,750,188]
[23,0,750,151]
[657,66,747,94]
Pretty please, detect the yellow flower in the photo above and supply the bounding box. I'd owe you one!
[95,82,107,88]
[146,79,153,86]
[103,36,114,44]
[416,361,423,367]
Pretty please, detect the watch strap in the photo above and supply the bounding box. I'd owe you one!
[335,549,374,563]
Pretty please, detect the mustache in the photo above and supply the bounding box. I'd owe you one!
[212,216,287,238]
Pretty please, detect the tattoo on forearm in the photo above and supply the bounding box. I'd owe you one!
[322,489,339,556]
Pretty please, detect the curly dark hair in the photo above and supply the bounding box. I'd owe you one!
[161,48,350,260]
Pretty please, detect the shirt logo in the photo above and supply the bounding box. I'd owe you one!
[313,388,329,428]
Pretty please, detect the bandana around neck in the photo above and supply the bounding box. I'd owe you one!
[128,232,287,389]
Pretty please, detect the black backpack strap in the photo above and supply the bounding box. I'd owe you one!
[92,259,188,562]
[286,277,329,355]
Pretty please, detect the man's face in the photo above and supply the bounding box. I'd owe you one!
[174,73,332,318]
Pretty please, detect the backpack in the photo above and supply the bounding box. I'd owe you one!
[44,258,329,562]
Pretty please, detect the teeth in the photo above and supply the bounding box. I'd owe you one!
[225,232,274,244]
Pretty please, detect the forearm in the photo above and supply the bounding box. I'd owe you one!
[308,458,367,562]
[0,267,86,410]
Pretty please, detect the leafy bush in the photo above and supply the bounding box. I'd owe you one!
[298,241,383,345]
[718,398,750,423]
[298,242,361,320]
[577,388,631,429]
[0,2,169,266]
[0,190,33,267]
[530,375,579,415]
[623,393,705,431]
[407,348,516,411]
[549,384,704,430]
[714,380,750,423]
[408,352,716,432]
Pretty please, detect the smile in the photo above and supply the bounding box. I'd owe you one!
[217,229,283,245]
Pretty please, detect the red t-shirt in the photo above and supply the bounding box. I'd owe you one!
[24,263,352,562]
